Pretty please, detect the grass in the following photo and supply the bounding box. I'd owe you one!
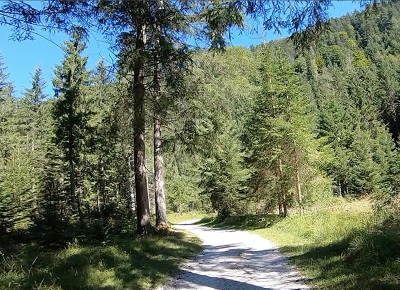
[0,229,202,290]
[167,211,209,224]
[200,198,400,289]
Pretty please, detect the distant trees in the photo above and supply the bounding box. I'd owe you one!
[1,0,400,239]
[0,56,51,234]
[177,47,256,218]
[243,47,328,216]
[301,2,399,198]
[0,54,19,233]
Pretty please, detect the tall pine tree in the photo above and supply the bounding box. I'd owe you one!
[51,28,89,229]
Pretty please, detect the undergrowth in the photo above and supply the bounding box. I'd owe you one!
[0,230,201,290]
[167,211,208,224]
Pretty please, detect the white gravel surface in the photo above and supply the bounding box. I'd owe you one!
[158,220,310,290]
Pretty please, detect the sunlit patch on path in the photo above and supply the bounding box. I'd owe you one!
[158,220,309,290]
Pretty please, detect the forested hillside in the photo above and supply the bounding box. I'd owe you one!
[170,0,400,217]
[1,0,400,234]
[1,0,400,288]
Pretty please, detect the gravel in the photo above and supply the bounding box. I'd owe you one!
[157,220,310,290]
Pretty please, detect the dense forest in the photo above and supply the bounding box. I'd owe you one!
[1,0,400,288]
[1,0,400,237]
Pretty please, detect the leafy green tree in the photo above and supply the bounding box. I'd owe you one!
[312,58,395,196]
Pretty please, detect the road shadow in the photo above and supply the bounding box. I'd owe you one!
[174,270,275,290]
[164,242,308,290]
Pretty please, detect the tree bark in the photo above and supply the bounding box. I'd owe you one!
[276,163,283,216]
[69,157,83,226]
[128,156,136,217]
[133,23,154,235]
[278,158,287,217]
[154,114,167,227]
[295,168,303,215]
[154,0,168,228]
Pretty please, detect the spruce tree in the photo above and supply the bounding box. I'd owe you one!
[0,55,17,232]
[244,47,326,216]
[51,28,89,228]
[0,54,41,232]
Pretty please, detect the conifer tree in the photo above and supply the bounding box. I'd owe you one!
[244,47,325,215]
[0,55,45,231]
[0,54,17,232]
[19,67,51,223]
[51,27,90,227]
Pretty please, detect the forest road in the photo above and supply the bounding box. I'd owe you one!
[157,220,310,290]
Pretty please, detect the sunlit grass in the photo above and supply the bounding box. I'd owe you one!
[0,230,202,290]
[167,211,211,224]
[202,197,400,289]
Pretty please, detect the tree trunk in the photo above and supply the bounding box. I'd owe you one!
[295,168,303,215]
[69,158,84,226]
[275,165,283,216]
[133,23,154,235]
[278,158,287,217]
[154,114,167,227]
[154,0,168,228]
[128,156,136,217]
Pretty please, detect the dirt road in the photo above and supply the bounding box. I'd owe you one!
[158,220,309,290]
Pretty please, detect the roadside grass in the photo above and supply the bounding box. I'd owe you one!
[201,198,400,289]
[167,211,209,224]
[0,230,202,290]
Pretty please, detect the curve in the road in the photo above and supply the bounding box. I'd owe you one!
[158,220,309,290]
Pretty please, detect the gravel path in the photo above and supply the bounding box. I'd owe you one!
[158,220,310,290]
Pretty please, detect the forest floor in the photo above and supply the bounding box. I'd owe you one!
[157,220,309,290]
[0,229,202,290]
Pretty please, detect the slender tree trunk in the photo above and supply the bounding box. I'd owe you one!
[69,159,84,226]
[275,164,283,216]
[128,156,136,217]
[295,168,303,215]
[133,23,154,235]
[278,158,287,217]
[154,0,168,228]
[173,144,182,176]
[154,114,167,227]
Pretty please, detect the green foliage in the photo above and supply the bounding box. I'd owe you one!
[0,55,46,233]
[243,46,329,215]
[260,199,400,290]
[311,52,395,197]
[199,133,250,218]
[38,28,91,233]
[35,32,134,242]
[205,198,399,289]
[0,231,201,290]
[166,173,202,213]
[165,47,257,217]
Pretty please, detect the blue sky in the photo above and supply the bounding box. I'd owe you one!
[0,1,362,97]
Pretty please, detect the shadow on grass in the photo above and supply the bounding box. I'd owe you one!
[280,232,400,290]
[0,230,202,290]
[197,213,400,290]
[198,214,284,230]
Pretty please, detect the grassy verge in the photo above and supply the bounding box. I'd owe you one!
[201,198,400,289]
[0,230,202,290]
[167,211,210,224]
